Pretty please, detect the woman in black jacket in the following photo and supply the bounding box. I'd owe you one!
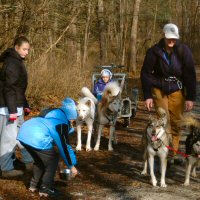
[0,36,33,177]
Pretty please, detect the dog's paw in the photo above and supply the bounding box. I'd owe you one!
[141,170,147,175]
[86,147,92,152]
[191,172,197,178]
[108,146,114,151]
[76,146,82,151]
[94,146,99,151]
[152,179,157,187]
[160,182,167,187]
[183,182,190,186]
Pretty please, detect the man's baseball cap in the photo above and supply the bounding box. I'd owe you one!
[163,23,179,39]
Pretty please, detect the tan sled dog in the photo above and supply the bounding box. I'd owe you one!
[141,107,169,187]
[94,82,121,151]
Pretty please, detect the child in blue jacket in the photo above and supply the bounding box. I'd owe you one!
[17,98,78,198]
[93,69,112,101]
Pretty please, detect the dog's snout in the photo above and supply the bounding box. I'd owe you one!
[78,115,84,120]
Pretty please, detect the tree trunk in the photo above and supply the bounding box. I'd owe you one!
[120,0,128,66]
[128,0,141,75]
[82,1,92,68]
[98,0,105,64]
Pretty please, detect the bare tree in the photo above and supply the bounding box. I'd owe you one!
[98,0,106,64]
[82,0,92,68]
[129,0,141,74]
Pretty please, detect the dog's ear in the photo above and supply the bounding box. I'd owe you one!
[85,100,91,107]
[77,98,81,104]
[101,96,108,106]
[148,115,154,124]
[102,90,111,99]
[107,90,112,97]
[190,125,200,137]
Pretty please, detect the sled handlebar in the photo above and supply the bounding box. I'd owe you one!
[95,64,125,69]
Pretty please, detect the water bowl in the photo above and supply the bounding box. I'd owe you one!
[59,168,71,180]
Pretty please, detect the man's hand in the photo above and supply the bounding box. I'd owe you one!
[145,98,154,111]
[185,101,194,111]
[9,113,18,122]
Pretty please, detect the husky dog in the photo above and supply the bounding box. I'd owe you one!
[76,87,98,151]
[94,82,121,151]
[180,116,200,186]
[141,107,169,187]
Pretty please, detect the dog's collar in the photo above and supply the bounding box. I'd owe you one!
[149,131,167,151]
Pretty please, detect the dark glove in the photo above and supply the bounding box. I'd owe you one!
[24,108,31,116]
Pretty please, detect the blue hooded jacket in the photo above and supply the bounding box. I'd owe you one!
[17,108,76,168]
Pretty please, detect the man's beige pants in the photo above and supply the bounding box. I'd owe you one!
[152,88,184,153]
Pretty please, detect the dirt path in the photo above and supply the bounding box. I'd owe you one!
[0,102,200,200]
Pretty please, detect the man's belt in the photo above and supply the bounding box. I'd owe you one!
[164,76,182,89]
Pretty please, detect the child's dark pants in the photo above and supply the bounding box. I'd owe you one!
[22,143,59,189]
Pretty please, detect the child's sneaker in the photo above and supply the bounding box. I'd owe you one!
[39,187,60,197]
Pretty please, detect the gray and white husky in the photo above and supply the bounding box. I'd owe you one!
[141,107,169,187]
[76,87,97,151]
[94,82,121,151]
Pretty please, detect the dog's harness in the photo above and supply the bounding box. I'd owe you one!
[147,129,164,151]
[103,107,118,125]
[97,107,118,126]
[150,134,165,152]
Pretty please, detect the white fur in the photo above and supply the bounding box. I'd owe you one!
[184,141,200,186]
[103,82,121,97]
[76,87,97,151]
[81,87,98,104]
[184,156,200,186]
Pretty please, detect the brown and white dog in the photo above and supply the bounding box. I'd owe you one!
[94,82,121,151]
[141,107,169,187]
[180,116,200,186]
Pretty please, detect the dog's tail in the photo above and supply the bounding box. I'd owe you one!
[103,81,121,97]
[178,113,200,128]
[81,87,98,104]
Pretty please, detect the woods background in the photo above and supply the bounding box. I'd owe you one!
[0,0,200,108]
